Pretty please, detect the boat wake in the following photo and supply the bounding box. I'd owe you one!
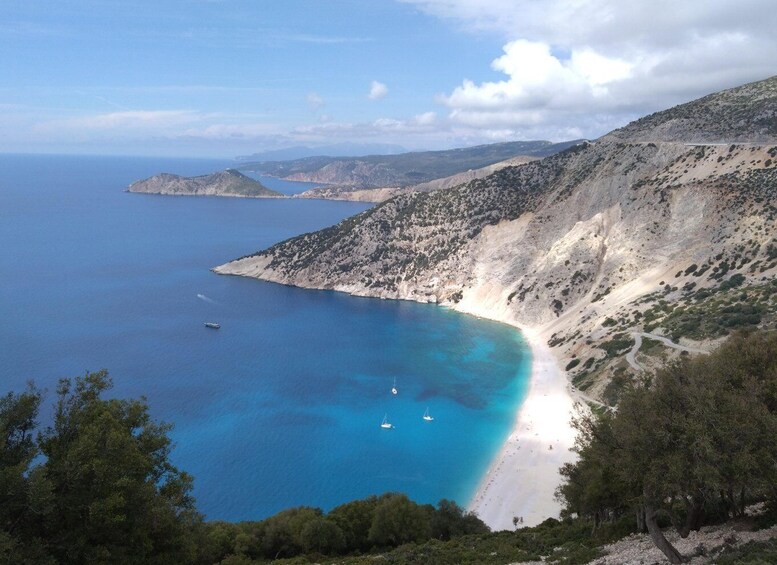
[197,293,218,304]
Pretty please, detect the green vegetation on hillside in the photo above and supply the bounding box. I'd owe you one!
[610,75,777,142]
[557,331,777,563]
[198,496,489,563]
[218,170,282,197]
[258,516,636,565]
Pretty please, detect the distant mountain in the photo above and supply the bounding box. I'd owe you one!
[294,155,541,202]
[127,169,284,198]
[239,140,582,189]
[216,76,777,407]
[235,142,407,162]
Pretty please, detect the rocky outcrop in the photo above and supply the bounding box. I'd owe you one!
[127,169,284,198]
[215,76,777,405]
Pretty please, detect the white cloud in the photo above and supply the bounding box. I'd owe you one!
[57,110,200,131]
[440,40,633,128]
[368,80,389,100]
[306,92,325,110]
[292,112,441,141]
[27,108,282,145]
[414,111,437,126]
[180,122,280,139]
[402,0,777,139]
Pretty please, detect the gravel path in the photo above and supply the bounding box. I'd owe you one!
[591,522,777,564]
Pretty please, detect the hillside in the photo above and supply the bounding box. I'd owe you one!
[294,155,540,202]
[241,140,580,189]
[608,76,777,143]
[216,76,777,407]
[127,169,283,198]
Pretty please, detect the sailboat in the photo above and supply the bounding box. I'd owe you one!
[391,377,398,396]
[380,414,393,429]
[423,407,434,422]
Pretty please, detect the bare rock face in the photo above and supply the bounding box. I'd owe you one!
[127,169,284,198]
[216,76,777,405]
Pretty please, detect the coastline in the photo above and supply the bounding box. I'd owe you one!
[214,256,583,531]
[467,326,579,531]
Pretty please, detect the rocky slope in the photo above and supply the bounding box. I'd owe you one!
[127,169,283,198]
[608,76,777,143]
[244,140,579,189]
[216,76,777,405]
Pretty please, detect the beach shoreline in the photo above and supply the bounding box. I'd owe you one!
[466,325,579,531]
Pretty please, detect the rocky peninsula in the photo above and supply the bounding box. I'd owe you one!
[128,169,284,198]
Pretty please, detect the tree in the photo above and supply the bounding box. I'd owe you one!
[558,331,777,564]
[367,493,432,547]
[299,516,346,554]
[0,385,42,527]
[0,385,55,564]
[38,370,200,564]
[328,496,379,552]
[258,506,322,558]
[430,499,489,540]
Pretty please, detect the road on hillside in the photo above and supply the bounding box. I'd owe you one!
[626,332,709,372]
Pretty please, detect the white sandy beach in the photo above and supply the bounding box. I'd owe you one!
[467,327,579,531]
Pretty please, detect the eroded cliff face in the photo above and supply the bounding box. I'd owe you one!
[215,77,777,404]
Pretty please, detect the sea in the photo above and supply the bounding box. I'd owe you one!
[0,154,531,522]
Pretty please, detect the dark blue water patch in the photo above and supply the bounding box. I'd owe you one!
[0,153,530,522]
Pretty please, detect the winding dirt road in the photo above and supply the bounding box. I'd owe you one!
[626,332,709,371]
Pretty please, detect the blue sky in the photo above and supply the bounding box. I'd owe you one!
[2,0,775,157]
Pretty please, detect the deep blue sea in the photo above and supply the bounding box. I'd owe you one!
[0,154,531,522]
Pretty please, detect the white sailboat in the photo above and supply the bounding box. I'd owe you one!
[391,377,398,395]
[422,407,434,421]
[380,414,393,429]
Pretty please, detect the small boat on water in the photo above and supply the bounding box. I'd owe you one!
[380,414,393,429]
[391,377,398,396]
[204,322,221,329]
[423,407,434,422]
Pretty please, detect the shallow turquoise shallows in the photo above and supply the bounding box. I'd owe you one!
[0,154,531,521]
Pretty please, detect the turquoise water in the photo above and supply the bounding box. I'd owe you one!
[0,154,531,522]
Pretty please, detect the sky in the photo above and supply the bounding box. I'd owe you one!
[1,0,776,158]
